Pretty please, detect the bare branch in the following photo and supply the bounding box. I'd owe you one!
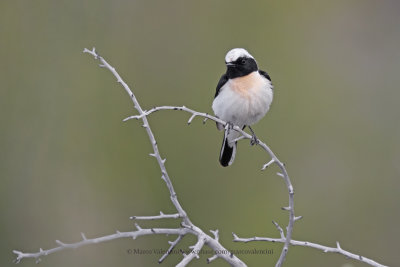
[13,228,191,264]
[233,234,388,267]
[81,47,389,267]
[12,47,386,267]
[82,47,246,266]
[176,237,206,266]
[158,235,184,263]
[130,212,181,220]
[122,104,296,267]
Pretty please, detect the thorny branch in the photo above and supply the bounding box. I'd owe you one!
[12,48,388,267]
[13,47,246,267]
[232,231,388,267]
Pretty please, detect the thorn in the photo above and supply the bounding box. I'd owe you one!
[294,216,303,221]
[160,211,164,215]
[116,230,121,234]
[187,114,196,125]
[134,223,142,230]
[35,258,41,264]
[162,158,166,164]
[203,117,208,124]
[281,206,290,211]
[336,241,341,249]
[210,229,219,240]
[277,172,284,177]
[81,232,87,240]
[39,248,43,252]
[149,153,156,158]
[262,159,275,170]
[232,232,238,239]
[129,216,136,219]
[55,240,65,246]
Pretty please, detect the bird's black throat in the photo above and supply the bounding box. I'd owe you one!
[226,57,258,79]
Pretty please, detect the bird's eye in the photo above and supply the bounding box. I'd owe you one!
[241,59,246,64]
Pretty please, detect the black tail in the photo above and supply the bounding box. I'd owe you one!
[219,134,237,167]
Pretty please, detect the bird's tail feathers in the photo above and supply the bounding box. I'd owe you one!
[219,129,240,167]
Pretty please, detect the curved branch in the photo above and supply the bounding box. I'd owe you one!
[82,47,246,267]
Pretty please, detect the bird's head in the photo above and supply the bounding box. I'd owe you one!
[225,48,258,79]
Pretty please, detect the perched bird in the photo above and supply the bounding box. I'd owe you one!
[212,48,273,167]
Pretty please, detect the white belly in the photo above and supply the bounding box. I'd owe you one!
[212,72,273,127]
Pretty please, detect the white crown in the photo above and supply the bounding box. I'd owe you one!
[225,48,254,63]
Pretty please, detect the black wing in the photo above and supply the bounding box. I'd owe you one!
[258,70,271,82]
[214,73,228,98]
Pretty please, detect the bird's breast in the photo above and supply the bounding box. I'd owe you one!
[212,71,273,126]
[229,72,265,99]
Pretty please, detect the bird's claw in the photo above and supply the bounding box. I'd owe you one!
[250,134,259,146]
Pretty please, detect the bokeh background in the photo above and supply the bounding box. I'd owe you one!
[1,1,399,266]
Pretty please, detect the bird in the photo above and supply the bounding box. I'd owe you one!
[212,48,273,167]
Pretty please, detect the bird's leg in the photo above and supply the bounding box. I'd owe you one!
[248,126,259,146]
[225,122,234,136]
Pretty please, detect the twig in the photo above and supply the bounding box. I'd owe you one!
[176,237,206,267]
[130,211,181,220]
[158,235,184,263]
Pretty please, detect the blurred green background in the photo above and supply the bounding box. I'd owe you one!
[1,1,399,266]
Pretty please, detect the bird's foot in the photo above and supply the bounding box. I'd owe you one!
[250,134,259,146]
[248,126,259,146]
